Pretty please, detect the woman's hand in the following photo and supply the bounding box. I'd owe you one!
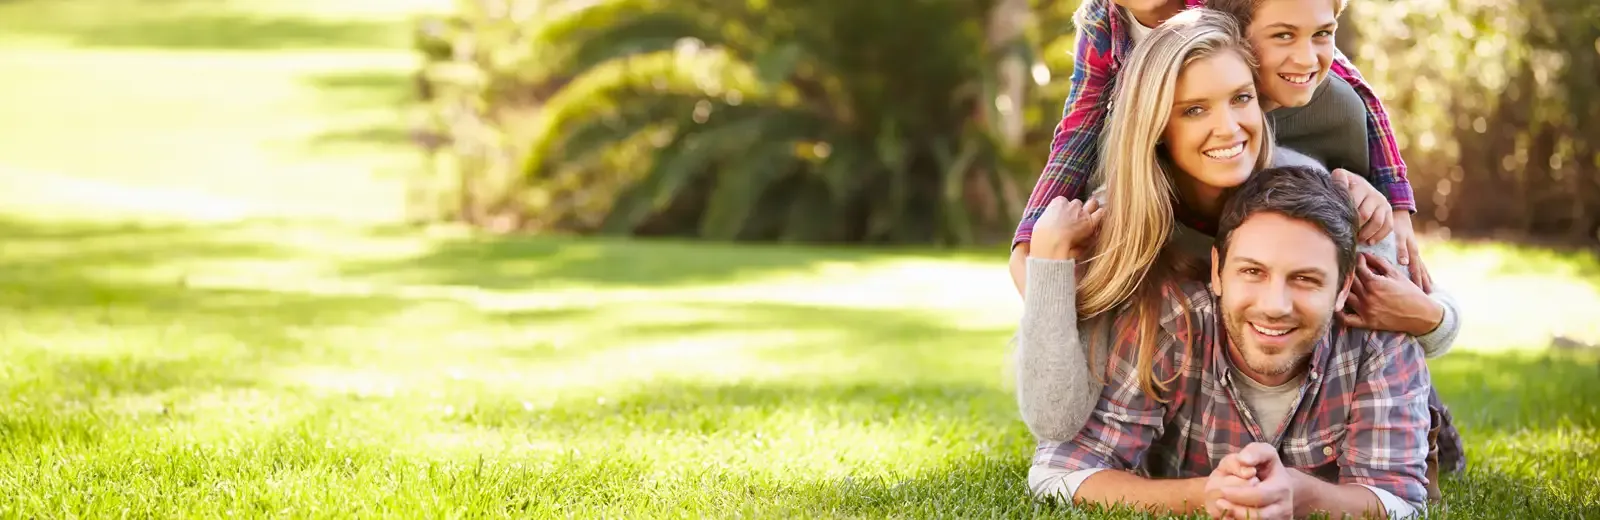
[1330,169,1392,245]
[1030,196,1105,261]
[1340,253,1445,335]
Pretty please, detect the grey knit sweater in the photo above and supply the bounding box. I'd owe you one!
[1269,74,1371,177]
[1012,147,1462,443]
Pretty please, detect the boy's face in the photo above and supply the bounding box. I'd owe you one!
[1246,0,1339,108]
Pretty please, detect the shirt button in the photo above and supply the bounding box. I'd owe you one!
[1323,446,1335,456]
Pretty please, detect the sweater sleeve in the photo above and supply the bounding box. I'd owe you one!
[1014,256,1102,442]
[1358,234,1461,358]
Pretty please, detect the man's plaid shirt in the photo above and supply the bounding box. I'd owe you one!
[1033,280,1432,507]
[1013,0,1416,247]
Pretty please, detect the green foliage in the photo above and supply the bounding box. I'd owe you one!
[414,0,1080,244]
[1345,0,1600,244]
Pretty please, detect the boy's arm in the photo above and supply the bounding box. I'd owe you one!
[1328,51,1415,213]
[1013,1,1119,250]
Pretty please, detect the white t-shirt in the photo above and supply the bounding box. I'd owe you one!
[1124,7,1156,45]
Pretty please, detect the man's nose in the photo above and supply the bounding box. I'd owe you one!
[1255,282,1294,318]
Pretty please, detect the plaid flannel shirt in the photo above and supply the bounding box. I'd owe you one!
[1013,0,1415,248]
[1033,279,1432,507]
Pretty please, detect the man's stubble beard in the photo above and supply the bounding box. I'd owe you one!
[1223,308,1329,378]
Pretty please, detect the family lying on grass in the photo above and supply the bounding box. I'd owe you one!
[1008,1,1466,518]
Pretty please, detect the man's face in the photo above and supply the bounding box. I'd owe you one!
[1246,0,1339,108]
[1211,212,1353,385]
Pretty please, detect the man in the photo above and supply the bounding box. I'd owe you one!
[1028,166,1433,519]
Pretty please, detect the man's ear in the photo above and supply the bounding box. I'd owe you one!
[1209,246,1221,295]
[1334,269,1356,310]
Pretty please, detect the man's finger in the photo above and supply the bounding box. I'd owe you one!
[1215,498,1254,519]
[1220,483,1286,508]
[1217,454,1257,480]
[1235,443,1280,470]
[1260,502,1293,520]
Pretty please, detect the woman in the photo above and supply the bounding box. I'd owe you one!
[1012,7,1460,449]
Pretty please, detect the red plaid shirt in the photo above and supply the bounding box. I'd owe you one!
[1033,280,1433,507]
[1013,0,1415,247]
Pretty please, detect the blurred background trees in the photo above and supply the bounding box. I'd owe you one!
[410,0,1600,247]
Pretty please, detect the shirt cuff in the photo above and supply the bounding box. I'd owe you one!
[1027,465,1107,502]
[1357,484,1422,519]
[1416,292,1459,358]
[1380,180,1417,213]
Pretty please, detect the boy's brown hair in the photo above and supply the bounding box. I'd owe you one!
[1205,0,1349,31]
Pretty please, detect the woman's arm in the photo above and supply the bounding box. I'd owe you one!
[1015,256,1103,442]
[1347,244,1461,358]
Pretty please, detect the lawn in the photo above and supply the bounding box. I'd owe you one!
[0,0,1596,518]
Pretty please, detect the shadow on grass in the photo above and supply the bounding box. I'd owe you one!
[338,236,903,290]
[59,12,405,51]
[0,215,466,399]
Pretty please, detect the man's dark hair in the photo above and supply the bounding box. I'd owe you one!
[1214,165,1359,283]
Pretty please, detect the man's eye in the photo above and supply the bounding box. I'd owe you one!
[1241,268,1263,276]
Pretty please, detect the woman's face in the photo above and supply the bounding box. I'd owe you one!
[1160,50,1264,192]
[1246,0,1338,108]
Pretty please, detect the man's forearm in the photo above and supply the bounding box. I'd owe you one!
[1074,470,1207,515]
[1292,469,1395,519]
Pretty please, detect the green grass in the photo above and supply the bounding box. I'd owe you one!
[0,0,440,222]
[0,211,1596,518]
[0,0,1596,517]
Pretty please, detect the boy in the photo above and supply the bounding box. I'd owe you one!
[1008,0,1430,296]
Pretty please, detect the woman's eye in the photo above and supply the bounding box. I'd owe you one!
[1184,106,1205,117]
[1314,30,1334,38]
[1273,32,1294,40]
[1233,93,1255,104]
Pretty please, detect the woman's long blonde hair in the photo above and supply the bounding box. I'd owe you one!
[1079,8,1275,399]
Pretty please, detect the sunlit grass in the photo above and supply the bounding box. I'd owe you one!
[0,0,433,222]
[0,212,1594,518]
[0,0,1594,516]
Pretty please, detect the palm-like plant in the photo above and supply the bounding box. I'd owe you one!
[523,0,1048,244]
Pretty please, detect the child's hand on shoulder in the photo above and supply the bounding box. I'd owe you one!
[1031,196,1105,262]
[1390,210,1433,293]
[1330,168,1393,245]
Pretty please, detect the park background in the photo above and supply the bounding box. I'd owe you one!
[0,0,1596,517]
